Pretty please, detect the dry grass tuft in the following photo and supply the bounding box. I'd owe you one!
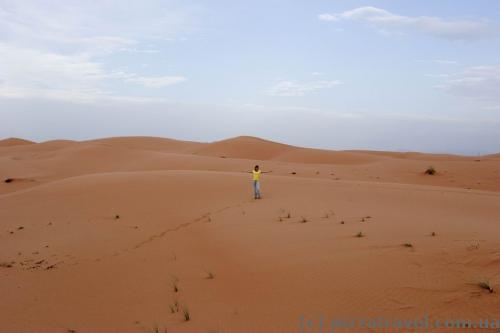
[424,166,436,175]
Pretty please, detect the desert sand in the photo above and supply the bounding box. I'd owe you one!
[1,135,500,333]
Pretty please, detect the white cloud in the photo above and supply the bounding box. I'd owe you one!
[0,1,194,102]
[440,65,500,101]
[0,1,198,53]
[318,6,494,40]
[434,59,459,65]
[119,48,161,54]
[436,65,500,111]
[127,76,186,88]
[318,13,339,22]
[268,79,342,97]
[0,43,186,102]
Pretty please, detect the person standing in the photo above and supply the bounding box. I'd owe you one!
[248,165,272,199]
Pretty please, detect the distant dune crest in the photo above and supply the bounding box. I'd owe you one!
[0,137,35,147]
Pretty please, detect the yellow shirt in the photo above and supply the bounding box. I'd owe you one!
[252,170,261,181]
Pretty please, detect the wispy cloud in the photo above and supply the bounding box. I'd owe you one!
[433,59,459,65]
[318,6,494,40]
[0,1,195,102]
[439,65,500,101]
[0,43,186,103]
[125,76,187,88]
[268,80,342,97]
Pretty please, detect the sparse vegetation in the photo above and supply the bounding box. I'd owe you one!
[425,166,436,175]
[478,280,494,293]
[286,212,291,219]
[152,324,167,333]
[169,300,180,313]
[114,214,120,219]
[291,172,296,175]
[171,275,179,292]
[205,270,215,279]
[4,178,13,183]
[0,262,13,268]
[300,217,308,223]
[340,220,345,224]
[403,243,413,248]
[468,242,480,250]
[183,307,190,321]
[431,232,436,237]
[356,231,364,238]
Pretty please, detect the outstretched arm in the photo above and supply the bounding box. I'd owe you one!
[261,171,273,173]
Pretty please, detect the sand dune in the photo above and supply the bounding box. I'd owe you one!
[195,136,382,165]
[0,137,35,147]
[194,136,293,160]
[86,136,204,153]
[1,136,500,332]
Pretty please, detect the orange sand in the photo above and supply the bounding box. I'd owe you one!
[1,136,499,332]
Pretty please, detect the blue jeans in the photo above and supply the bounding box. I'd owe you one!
[253,180,261,199]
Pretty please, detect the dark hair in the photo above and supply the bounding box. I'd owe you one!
[254,165,259,169]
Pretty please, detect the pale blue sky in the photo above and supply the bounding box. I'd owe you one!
[1,1,499,154]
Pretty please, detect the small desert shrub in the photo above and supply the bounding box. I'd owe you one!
[114,214,120,219]
[403,243,413,248]
[291,172,296,175]
[152,325,167,333]
[468,242,480,250]
[4,178,13,183]
[205,270,215,279]
[170,275,180,292]
[300,217,308,223]
[183,307,190,321]
[286,212,291,219]
[340,221,345,224]
[478,280,494,293]
[431,232,436,237]
[424,166,436,175]
[0,262,13,268]
[356,231,364,238]
[169,300,180,313]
